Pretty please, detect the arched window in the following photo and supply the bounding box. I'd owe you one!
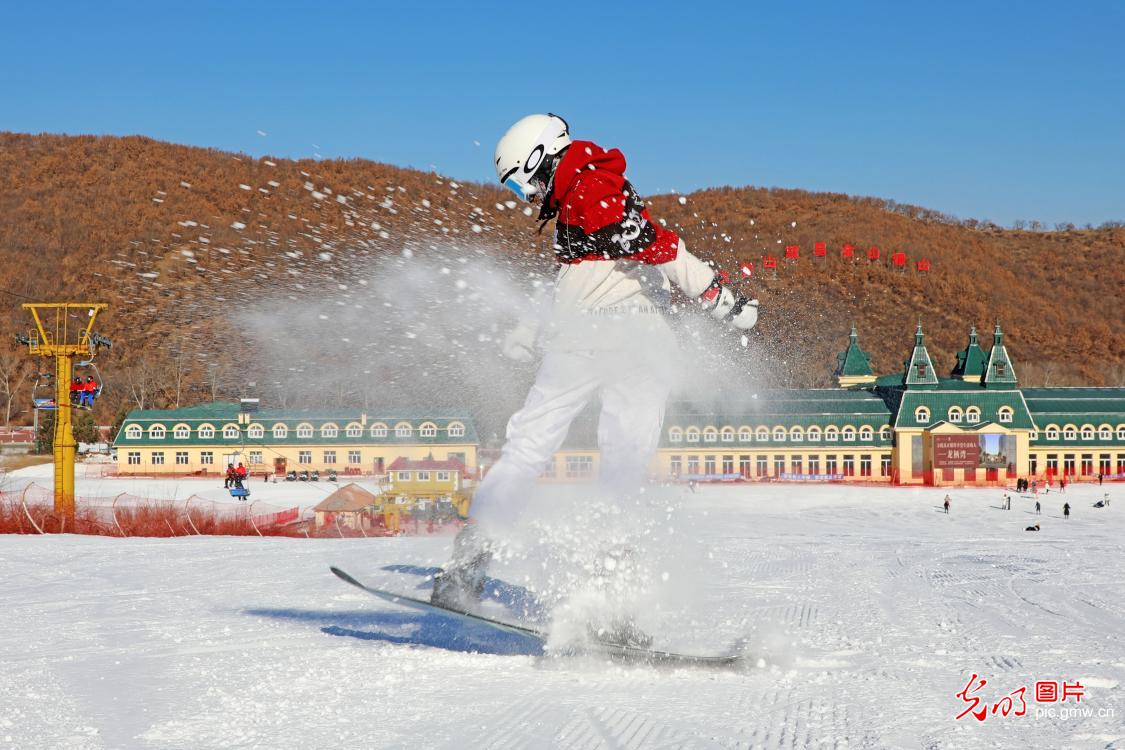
[790,426,804,442]
[272,424,288,440]
[755,427,769,442]
[702,427,718,443]
[948,406,963,423]
[1045,425,1059,440]
[125,425,142,439]
[149,425,166,439]
[685,427,700,443]
[1080,425,1094,440]
[173,424,190,440]
[223,425,240,440]
[879,426,892,442]
[1117,425,1125,441]
[841,425,857,442]
[419,422,437,438]
[720,427,735,443]
[915,407,930,424]
[448,422,466,438]
[997,407,1013,424]
[965,407,980,424]
[346,423,362,438]
[859,426,873,441]
[321,424,338,438]
[737,427,752,442]
[772,426,787,442]
[668,427,683,443]
[296,423,313,439]
[248,424,264,439]
[371,423,388,438]
[1063,425,1077,441]
[825,426,839,442]
[198,424,215,440]
[807,426,822,442]
[1098,425,1112,441]
[395,422,412,438]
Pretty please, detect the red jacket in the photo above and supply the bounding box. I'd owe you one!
[547,140,679,265]
[83,380,97,392]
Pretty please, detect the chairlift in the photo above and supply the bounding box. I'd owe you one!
[229,486,250,500]
[31,371,57,411]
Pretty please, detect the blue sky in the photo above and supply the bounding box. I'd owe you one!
[2,1,1122,226]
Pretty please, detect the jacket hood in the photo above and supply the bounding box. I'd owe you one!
[548,140,627,209]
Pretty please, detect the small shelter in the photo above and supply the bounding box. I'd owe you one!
[312,483,380,531]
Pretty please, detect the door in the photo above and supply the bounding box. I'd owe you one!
[274,457,287,476]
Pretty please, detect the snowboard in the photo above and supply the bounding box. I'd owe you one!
[329,566,743,667]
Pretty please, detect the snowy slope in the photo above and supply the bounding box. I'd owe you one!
[1,480,1122,749]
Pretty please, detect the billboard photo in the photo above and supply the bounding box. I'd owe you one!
[933,433,1016,470]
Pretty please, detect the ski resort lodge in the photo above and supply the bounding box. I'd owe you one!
[112,324,1125,488]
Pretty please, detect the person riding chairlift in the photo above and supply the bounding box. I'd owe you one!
[80,375,98,408]
[235,463,248,488]
[70,377,82,406]
[224,463,238,489]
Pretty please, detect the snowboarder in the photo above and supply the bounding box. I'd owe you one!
[1063,502,1070,520]
[1035,500,1041,515]
[943,495,951,514]
[432,114,759,611]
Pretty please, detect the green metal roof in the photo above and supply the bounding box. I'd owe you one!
[981,323,1019,389]
[835,325,874,378]
[893,389,1035,430]
[951,325,987,380]
[903,323,939,389]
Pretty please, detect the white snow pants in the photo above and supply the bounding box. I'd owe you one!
[470,317,676,534]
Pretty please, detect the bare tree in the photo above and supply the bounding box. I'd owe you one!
[0,350,31,425]
[122,356,169,411]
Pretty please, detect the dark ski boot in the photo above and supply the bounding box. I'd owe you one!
[431,524,492,610]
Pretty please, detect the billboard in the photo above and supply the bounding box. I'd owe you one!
[933,434,1015,470]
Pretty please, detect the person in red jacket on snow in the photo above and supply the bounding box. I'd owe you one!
[433,114,758,614]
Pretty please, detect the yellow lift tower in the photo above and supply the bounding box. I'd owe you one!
[16,303,110,524]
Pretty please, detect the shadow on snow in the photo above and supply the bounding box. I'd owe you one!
[380,563,549,622]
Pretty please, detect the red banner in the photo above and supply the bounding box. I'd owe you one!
[868,245,881,260]
[892,251,907,267]
[842,244,855,258]
[934,435,981,468]
[763,255,778,269]
[814,241,826,256]
[785,245,800,259]
[917,258,931,272]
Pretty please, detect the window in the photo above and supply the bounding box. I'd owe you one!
[720,427,735,443]
[150,425,166,439]
[702,428,717,443]
[806,426,822,442]
[859,426,873,441]
[448,422,465,438]
[395,422,412,438]
[323,450,336,464]
[1046,454,1058,474]
[1099,454,1111,474]
[1118,426,1125,441]
[221,425,238,440]
[1030,455,1038,475]
[773,455,785,476]
[860,454,872,477]
[1045,426,1059,440]
[249,451,262,465]
[756,455,768,477]
[686,428,700,443]
[916,363,928,379]
[272,424,288,439]
[825,427,839,442]
[1063,426,1077,441]
[1099,427,1112,441]
[880,455,892,477]
[199,425,215,440]
[791,455,803,475]
[704,455,716,474]
[436,471,450,482]
[298,450,312,464]
[914,407,930,424]
[371,423,388,438]
[1081,454,1093,475]
[948,407,963,423]
[841,426,856,442]
[670,455,682,475]
[739,455,751,477]
[772,427,787,442]
[321,424,338,438]
[248,424,264,439]
[843,455,855,476]
[173,425,190,440]
[756,427,769,442]
[790,427,804,443]
[346,423,362,438]
[296,424,313,438]
[808,456,820,475]
[669,427,683,443]
[151,451,165,465]
[348,450,361,464]
[879,426,892,442]
[127,451,141,465]
[175,451,189,465]
[1081,426,1094,440]
[420,423,437,437]
[825,455,838,475]
[998,407,1013,424]
[125,425,142,439]
[200,451,214,465]
[1063,455,1075,475]
[417,471,430,481]
[687,456,700,475]
[966,407,981,424]
[722,455,734,474]
[397,471,411,482]
[565,456,594,479]
[996,363,1006,377]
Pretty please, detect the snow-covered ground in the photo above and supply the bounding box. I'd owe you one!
[1,470,1122,749]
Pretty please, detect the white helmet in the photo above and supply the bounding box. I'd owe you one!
[494,113,571,202]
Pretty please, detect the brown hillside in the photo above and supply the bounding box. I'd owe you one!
[0,132,1121,429]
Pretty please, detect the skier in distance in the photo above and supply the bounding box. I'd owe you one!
[432,113,759,609]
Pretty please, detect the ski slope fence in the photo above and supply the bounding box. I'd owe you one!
[0,482,306,537]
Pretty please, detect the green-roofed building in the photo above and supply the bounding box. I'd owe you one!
[112,402,479,478]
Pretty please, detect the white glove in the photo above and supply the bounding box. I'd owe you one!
[708,287,759,330]
[501,322,538,362]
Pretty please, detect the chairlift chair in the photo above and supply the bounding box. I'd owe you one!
[31,371,57,411]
